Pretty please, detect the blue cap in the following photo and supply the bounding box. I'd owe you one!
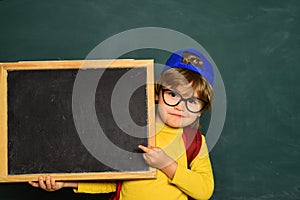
[163,48,214,87]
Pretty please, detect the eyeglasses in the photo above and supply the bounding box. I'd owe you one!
[162,88,207,113]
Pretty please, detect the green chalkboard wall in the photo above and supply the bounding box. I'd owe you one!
[1,0,299,199]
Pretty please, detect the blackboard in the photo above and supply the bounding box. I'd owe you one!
[0,60,156,182]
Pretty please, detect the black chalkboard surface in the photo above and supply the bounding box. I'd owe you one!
[0,60,155,182]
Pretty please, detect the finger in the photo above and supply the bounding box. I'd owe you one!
[138,145,152,153]
[45,176,52,190]
[150,146,161,151]
[142,153,147,160]
[50,177,56,189]
[28,181,39,188]
[142,153,151,165]
[38,176,46,189]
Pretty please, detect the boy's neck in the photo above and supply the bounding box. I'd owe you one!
[156,122,183,133]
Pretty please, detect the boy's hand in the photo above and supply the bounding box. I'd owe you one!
[139,145,178,179]
[138,145,175,169]
[28,176,66,192]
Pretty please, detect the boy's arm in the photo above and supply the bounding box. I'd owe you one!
[29,176,116,194]
[170,136,214,200]
[75,182,117,194]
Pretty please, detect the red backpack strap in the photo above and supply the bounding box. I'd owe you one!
[182,127,203,200]
[182,127,203,168]
[109,181,122,200]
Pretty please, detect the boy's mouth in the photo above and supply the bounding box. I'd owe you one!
[170,113,184,118]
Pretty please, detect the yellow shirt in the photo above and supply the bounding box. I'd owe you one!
[75,124,214,200]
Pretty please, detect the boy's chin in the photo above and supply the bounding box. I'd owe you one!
[164,121,185,129]
[166,124,181,128]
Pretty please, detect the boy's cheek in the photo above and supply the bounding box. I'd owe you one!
[156,104,168,123]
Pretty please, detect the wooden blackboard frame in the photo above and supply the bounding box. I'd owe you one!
[0,59,156,183]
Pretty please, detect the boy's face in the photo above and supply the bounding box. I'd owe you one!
[156,84,200,128]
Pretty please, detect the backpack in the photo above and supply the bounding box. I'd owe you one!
[109,127,202,200]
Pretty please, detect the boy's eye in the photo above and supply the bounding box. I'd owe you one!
[166,90,179,98]
[188,98,198,104]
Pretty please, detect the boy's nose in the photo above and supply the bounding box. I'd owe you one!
[174,100,186,111]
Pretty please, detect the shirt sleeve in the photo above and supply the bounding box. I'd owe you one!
[170,135,214,200]
[73,182,117,194]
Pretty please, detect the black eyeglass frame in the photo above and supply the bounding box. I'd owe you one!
[161,88,207,113]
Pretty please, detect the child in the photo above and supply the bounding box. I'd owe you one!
[29,48,215,200]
